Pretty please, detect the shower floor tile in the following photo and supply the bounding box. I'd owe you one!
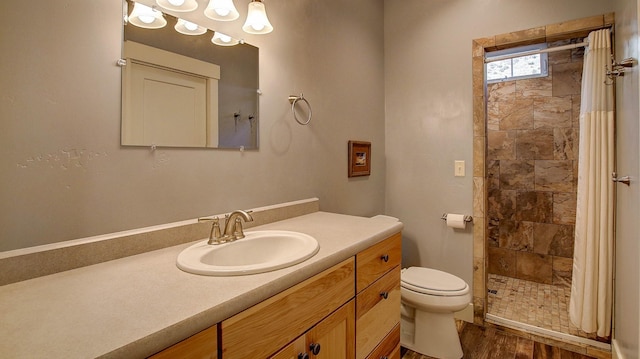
[487,274,606,342]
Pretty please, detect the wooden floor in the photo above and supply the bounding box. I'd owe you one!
[401,323,597,359]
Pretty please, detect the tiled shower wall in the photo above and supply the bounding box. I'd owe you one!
[486,43,583,286]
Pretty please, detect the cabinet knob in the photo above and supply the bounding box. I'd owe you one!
[298,353,309,359]
[380,254,389,262]
[380,291,389,299]
[309,343,321,355]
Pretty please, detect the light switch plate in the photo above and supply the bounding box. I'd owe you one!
[455,160,465,177]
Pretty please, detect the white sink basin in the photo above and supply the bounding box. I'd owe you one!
[176,230,320,276]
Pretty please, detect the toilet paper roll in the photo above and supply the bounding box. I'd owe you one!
[446,214,467,229]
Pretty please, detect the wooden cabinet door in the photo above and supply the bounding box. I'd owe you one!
[271,336,306,359]
[307,300,355,359]
[149,325,217,359]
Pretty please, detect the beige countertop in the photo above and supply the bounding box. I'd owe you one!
[0,211,402,358]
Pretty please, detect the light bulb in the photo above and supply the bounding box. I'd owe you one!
[184,21,198,31]
[175,18,207,35]
[214,8,230,16]
[168,0,185,5]
[204,0,239,21]
[129,2,166,29]
[212,32,239,46]
[242,1,273,35]
[139,15,155,24]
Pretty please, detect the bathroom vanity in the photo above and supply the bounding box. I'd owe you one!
[0,200,403,359]
[153,232,402,359]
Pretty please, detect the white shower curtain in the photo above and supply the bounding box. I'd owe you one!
[569,28,614,337]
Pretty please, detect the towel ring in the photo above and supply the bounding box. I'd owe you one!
[288,93,312,125]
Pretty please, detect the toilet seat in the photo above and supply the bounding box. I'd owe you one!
[401,267,469,296]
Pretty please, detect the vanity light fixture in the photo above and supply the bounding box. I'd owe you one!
[156,0,198,12]
[242,0,273,34]
[128,2,167,29]
[204,0,240,21]
[211,31,240,46]
[175,19,207,35]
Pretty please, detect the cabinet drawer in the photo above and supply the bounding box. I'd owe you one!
[149,325,217,359]
[356,266,401,359]
[365,323,400,359]
[221,258,355,358]
[356,233,401,293]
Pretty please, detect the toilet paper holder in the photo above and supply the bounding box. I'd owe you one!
[440,213,473,223]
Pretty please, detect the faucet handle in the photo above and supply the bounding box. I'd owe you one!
[233,217,246,239]
[199,216,224,245]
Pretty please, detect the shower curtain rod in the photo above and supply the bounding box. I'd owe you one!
[484,41,588,63]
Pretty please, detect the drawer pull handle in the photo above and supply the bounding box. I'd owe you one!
[309,343,321,355]
[298,353,309,359]
[380,254,389,262]
[381,357,389,359]
[380,291,389,299]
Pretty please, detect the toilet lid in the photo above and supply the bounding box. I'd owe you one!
[401,267,469,296]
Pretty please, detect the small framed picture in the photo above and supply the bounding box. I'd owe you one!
[348,141,371,177]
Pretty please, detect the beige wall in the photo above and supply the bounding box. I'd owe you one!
[0,0,385,252]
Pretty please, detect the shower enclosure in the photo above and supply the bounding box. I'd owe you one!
[470,13,615,355]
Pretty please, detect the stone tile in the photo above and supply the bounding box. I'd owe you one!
[473,176,485,218]
[472,56,485,95]
[553,128,577,160]
[474,136,485,177]
[473,256,485,298]
[516,252,553,284]
[516,191,553,223]
[487,81,516,103]
[488,131,517,160]
[546,14,604,42]
[535,160,573,192]
[473,37,494,57]
[499,98,534,130]
[488,189,517,221]
[488,216,500,248]
[499,220,534,252]
[553,192,576,225]
[552,62,583,97]
[487,100,501,131]
[495,26,546,49]
[534,96,572,128]
[487,160,500,190]
[488,246,516,277]
[553,257,573,287]
[533,223,574,257]
[571,94,581,128]
[516,129,554,160]
[516,76,552,98]
[499,160,535,190]
[473,221,485,258]
[473,95,486,137]
[548,48,572,65]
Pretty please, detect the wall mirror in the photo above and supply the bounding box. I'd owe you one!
[122,1,259,149]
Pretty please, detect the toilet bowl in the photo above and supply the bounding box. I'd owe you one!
[369,215,470,358]
[400,267,471,359]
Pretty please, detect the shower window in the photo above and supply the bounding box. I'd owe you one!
[486,44,548,83]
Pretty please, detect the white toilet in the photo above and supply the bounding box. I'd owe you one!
[400,266,471,359]
[369,214,471,358]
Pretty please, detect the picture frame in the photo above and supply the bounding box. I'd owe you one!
[348,141,371,177]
